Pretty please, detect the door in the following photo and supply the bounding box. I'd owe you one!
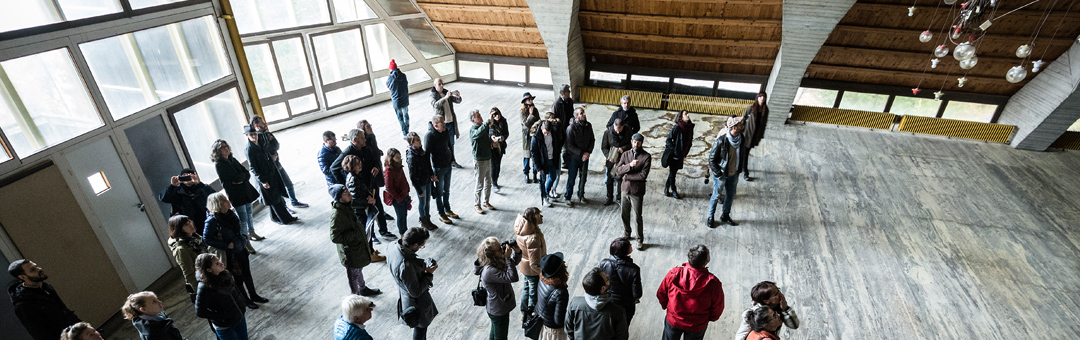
[64,136,172,290]
[0,252,33,340]
[125,115,184,222]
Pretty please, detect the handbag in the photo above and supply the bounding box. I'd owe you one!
[471,268,487,306]
[607,147,621,164]
[522,312,543,339]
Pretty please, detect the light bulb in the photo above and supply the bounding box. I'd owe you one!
[944,0,956,5]
[1032,60,1046,72]
[1016,44,1032,58]
[957,77,968,87]
[919,30,933,43]
[934,91,944,100]
[934,45,950,58]
[958,56,979,70]
[931,58,941,68]
[909,6,916,16]
[953,42,976,61]
[1006,65,1028,83]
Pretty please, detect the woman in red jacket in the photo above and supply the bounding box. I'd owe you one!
[384,148,411,237]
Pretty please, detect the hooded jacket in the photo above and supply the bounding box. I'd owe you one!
[425,122,453,168]
[656,263,725,332]
[387,68,409,109]
[565,118,595,161]
[331,201,372,269]
[597,255,643,307]
[564,294,629,340]
[169,235,208,288]
[473,250,522,316]
[513,214,546,277]
[131,312,185,340]
[8,282,81,340]
[319,144,343,186]
[406,145,433,191]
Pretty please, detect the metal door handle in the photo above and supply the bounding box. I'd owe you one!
[136,203,145,212]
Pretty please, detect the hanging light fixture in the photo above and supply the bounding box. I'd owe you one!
[1032,60,1046,72]
[934,45,950,58]
[1015,44,1032,58]
[1006,65,1028,83]
[934,91,945,100]
[944,0,957,5]
[909,6,917,16]
[958,56,979,70]
[953,42,976,60]
[957,77,969,87]
[931,58,941,68]
[912,87,922,95]
[919,30,934,42]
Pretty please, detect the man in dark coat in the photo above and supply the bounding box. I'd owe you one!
[387,59,410,137]
[424,116,459,224]
[554,85,574,168]
[615,133,650,250]
[318,130,343,187]
[245,125,296,224]
[530,121,559,207]
[7,259,81,340]
[158,168,215,235]
[564,107,594,206]
[606,95,640,135]
[602,119,632,206]
[330,129,379,187]
[564,267,629,340]
[430,78,462,168]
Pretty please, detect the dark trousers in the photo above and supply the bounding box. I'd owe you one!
[662,319,706,340]
[412,326,427,340]
[226,250,258,299]
[564,158,588,199]
[492,150,503,185]
[267,200,295,224]
[605,161,621,201]
[740,148,753,178]
[488,313,510,340]
[665,167,680,195]
[374,188,389,233]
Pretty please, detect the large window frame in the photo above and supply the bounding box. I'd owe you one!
[455,53,552,89]
[585,63,767,101]
[242,34,319,123]
[0,0,208,39]
[798,79,1009,123]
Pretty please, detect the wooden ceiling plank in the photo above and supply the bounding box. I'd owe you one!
[417,0,528,6]
[433,22,541,33]
[582,30,781,47]
[586,48,775,66]
[579,11,782,27]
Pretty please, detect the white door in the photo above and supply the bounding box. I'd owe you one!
[65,136,171,290]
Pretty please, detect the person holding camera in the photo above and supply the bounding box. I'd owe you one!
[159,169,216,236]
[250,116,307,208]
[387,227,438,340]
[513,207,547,320]
[474,237,522,340]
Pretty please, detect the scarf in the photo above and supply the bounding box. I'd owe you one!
[181,235,208,254]
[727,132,743,150]
[204,271,236,294]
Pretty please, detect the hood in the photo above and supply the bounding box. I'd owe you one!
[669,263,716,295]
[610,254,635,266]
[585,293,612,310]
[8,282,47,305]
[473,259,485,275]
[513,215,539,236]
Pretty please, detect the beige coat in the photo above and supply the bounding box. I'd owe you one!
[513,214,546,277]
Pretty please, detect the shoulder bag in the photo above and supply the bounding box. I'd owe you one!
[471,267,487,306]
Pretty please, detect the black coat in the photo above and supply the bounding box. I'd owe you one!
[407,145,433,191]
[662,122,695,170]
[214,156,259,206]
[131,313,184,340]
[489,117,509,156]
[535,280,568,329]
[7,282,81,340]
[597,255,643,308]
[425,122,453,168]
[195,281,247,328]
[159,183,215,226]
[606,106,640,135]
[601,126,632,165]
[246,140,285,205]
[346,172,373,211]
[203,211,247,254]
[330,143,379,186]
[565,120,595,160]
[530,132,558,170]
[553,96,575,140]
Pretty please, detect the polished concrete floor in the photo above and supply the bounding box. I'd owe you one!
[100,82,1080,339]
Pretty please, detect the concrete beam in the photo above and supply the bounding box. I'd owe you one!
[997,42,1080,151]
[765,0,857,126]
[525,0,585,97]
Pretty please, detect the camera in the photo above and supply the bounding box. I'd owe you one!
[178,175,192,182]
[501,239,517,249]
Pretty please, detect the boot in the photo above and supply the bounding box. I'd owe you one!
[245,242,257,255]
[248,231,265,241]
[421,217,439,230]
[370,251,387,262]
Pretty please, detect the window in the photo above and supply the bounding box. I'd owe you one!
[433,60,455,76]
[326,82,371,107]
[312,28,370,107]
[371,0,420,15]
[87,171,111,195]
[530,66,552,85]
[172,88,249,184]
[231,0,331,34]
[80,16,231,119]
[890,96,940,117]
[1,0,123,33]
[941,101,997,123]
[331,0,377,22]
[716,81,760,94]
[673,78,714,96]
[1069,119,1080,132]
[128,0,186,9]
[629,74,668,92]
[375,67,431,93]
[245,44,283,97]
[493,64,526,82]
[0,48,104,158]
[793,87,838,107]
[244,37,317,122]
[0,140,11,163]
[838,91,889,112]
[364,23,415,72]
[396,18,452,59]
[589,71,625,86]
[273,38,314,92]
[459,61,490,79]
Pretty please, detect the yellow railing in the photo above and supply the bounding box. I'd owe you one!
[1049,131,1080,150]
[667,94,753,116]
[790,105,895,130]
[897,116,1015,144]
[578,87,663,109]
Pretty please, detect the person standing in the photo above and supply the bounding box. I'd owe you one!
[387,227,439,340]
[707,117,746,227]
[662,110,695,199]
[740,92,769,182]
[212,140,262,241]
[734,281,799,340]
[520,93,541,183]
[358,120,396,240]
[535,252,569,340]
[204,193,267,309]
[554,85,574,166]
[656,245,725,340]
[469,110,496,214]
[531,121,558,207]
[615,133,650,250]
[167,215,208,289]
[564,268,629,340]
[250,116,307,208]
[194,253,249,340]
[425,115,459,224]
[342,154,387,257]
[329,184,381,297]
[330,129,376,186]
[488,108,509,192]
[383,148,412,237]
[387,59,410,137]
[244,125,297,224]
[334,295,376,340]
[597,237,642,324]
[474,237,522,340]
[513,207,547,319]
[563,107,594,207]
[7,259,81,340]
[318,131,343,187]
[601,119,631,206]
[430,78,463,168]
[406,132,438,230]
[122,291,185,340]
[159,168,215,235]
[606,95,640,135]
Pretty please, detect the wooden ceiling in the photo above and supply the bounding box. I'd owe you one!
[810,0,1080,96]
[416,0,546,58]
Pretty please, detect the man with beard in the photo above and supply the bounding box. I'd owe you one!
[8,259,81,340]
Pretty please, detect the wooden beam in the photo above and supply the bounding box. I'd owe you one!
[579,11,782,27]
[819,45,1019,64]
[445,38,545,50]
[432,22,541,33]
[582,30,780,48]
[585,48,775,66]
[416,3,530,11]
[807,64,1013,85]
[417,0,528,6]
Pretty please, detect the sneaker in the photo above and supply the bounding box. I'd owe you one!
[371,237,381,245]
[287,207,296,214]
[380,231,398,240]
[579,197,589,204]
[546,199,553,208]
[635,240,644,250]
[359,288,382,296]
[483,203,495,210]
[438,215,453,224]
[452,162,464,169]
[494,186,501,193]
[446,211,460,219]
[475,206,485,214]
[567,200,575,208]
[291,201,309,208]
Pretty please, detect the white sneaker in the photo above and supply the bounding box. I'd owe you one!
[546,198,554,207]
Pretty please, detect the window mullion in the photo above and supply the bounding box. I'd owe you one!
[168,24,202,91]
[0,66,47,149]
[121,34,162,104]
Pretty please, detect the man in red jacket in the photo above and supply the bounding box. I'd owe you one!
[656,245,724,340]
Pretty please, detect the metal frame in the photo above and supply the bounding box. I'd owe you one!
[455,53,554,89]
[584,63,769,99]
[799,78,1008,123]
[242,34,320,123]
[0,0,211,41]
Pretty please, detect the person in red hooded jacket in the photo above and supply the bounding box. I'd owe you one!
[656,244,724,340]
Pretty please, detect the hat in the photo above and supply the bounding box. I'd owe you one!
[726,117,742,128]
[560,84,571,93]
[389,59,397,70]
[242,125,257,134]
[631,133,644,141]
[521,92,536,104]
[328,184,347,201]
[540,252,564,278]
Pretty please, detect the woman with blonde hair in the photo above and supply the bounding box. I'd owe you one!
[60,322,104,340]
[204,193,266,309]
[473,237,522,340]
[122,291,184,340]
[513,207,547,318]
[167,215,207,289]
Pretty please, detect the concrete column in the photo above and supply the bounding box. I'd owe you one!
[525,0,585,97]
[996,42,1080,151]
[764,0,857,126]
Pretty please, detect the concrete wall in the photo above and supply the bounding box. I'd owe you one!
[525,0,585,97]
[997,42,1080,151]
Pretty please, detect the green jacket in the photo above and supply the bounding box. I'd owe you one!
[331,201,372,268]
[471,120,492,161]
[168,236,205,288]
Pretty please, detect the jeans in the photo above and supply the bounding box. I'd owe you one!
[488,312,510,340]
[277,164,300,204]
[446,122,458,163]
[346,266,367,294]
[604,162,621,201]
[538,163,557,200]
[491,150,503,185]
[412,326,427,340]
[564,157,589,199]
[392,199,409,234]
[433,167,452,215]
[621,194,643,241]
[665,167,680,194]
[707,175,740,220]
[394,106,410,137]
[661,319,706,340]
[214,317,249,340]
[522,157,534,178]
[475,159,492,205]
[374,188,389,233]
[416,182,432,218]
[235,203,254,235]
[521,275,539,314]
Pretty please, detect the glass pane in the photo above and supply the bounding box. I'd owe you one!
[941,101,997,123]
[372,0,419,15]
[589,71,625,88]
[79,36,154,118]
[673,78,713,96]
[364,23,416,72]
[288,94,318,114]
[1068,119,1080,132]
[629,74,667,92]
[433,60,455,76]
[0,140,11,163]
[530,66,552,85]
[793,87,838,107]
[243,44,283,97]
[890,96,940,117]
[313,29,368,84]
[178,17,230,84]
[374,76,390,94]
[173,88,249,184]
[459,61,489,79]
[405,68,431,86]
[0,49,103,157]
[262,102,288,122]
[56,0,122,20]
[0,1,62,33]
[271,38,313,91]
[129,0,186,9]
[493,63,525,82]
[332,0,377,22]
[716,81,760,93]
[838,91,889,112]
[233,0,331,34]
[396,18,453,59]
[326,81,371,107]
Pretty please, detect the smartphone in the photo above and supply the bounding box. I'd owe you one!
[178,175,192,182]
[426,258,437,266]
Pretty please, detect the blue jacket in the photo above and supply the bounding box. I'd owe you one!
[318,145,342,186]
[333,316,373,340]
[387,68,409,108]
[203,211,247,253]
